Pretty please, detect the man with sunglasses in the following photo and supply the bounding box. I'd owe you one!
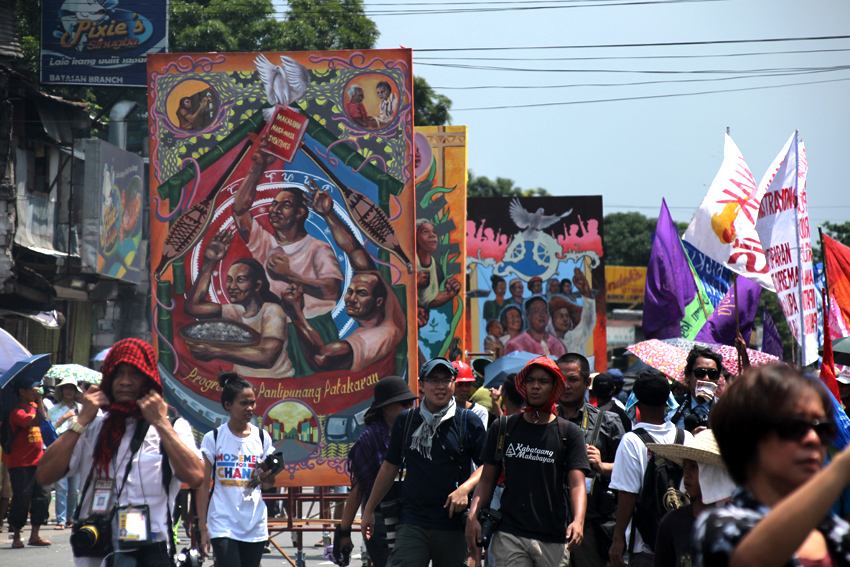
[361,358,487,567]
[672,347,724,433]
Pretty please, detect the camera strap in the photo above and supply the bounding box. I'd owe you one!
[74,419,150,523]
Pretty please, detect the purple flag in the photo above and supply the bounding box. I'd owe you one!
[695,275,762,345]
[643,199,698,339]
[762,309,784,360]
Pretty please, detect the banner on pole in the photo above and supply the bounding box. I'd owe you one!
[755,132,818,366]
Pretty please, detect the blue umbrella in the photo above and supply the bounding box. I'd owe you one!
[484,351,555,389]
[0,353,52,412]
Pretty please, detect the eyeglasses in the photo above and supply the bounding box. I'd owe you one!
[421,378,455,386]
[692,368,720,380]
[773,416,836,444]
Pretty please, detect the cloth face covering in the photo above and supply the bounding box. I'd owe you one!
[410,397,457,460]
[93,338,162,476]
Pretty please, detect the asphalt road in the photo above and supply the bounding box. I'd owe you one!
[1,506,367,567]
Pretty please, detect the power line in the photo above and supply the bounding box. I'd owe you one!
[450,75,850,110]
[418,62,850,74]
[414,47,850,62]
[431,66,850,90]
[415,35,850,52]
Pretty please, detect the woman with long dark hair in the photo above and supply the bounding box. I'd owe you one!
[185,230,293,378]
[694,365,850,567]
[197,373,277,567]
[333,376,418,567]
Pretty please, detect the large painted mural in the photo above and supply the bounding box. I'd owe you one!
[414,126,467,364]
[467,196,607,370]
[147,50,417,485]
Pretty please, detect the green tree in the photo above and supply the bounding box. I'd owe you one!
[170,0,290,53]
[278,0,379,51]
[413,76,452,127]
[467,170,550,198]
[603,212,658,267]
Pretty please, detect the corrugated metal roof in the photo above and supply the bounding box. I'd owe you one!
[0,0,23,60]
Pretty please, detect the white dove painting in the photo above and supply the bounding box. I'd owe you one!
[254,54,310,122]
[509,198,573,240]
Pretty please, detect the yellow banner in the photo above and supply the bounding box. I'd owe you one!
[605,266,646,303]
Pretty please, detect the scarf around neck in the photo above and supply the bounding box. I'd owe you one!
[410,397,456,460]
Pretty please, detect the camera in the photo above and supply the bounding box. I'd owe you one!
[477,508,502,548]
[263,451,284,476]
[379,498,403,549]
[70,513,113,558]
[683,413,709,433]
[175,547,203,567]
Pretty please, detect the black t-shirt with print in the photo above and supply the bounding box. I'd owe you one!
[482,415,590,543]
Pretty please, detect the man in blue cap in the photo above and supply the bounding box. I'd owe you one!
[4,377,51,547]
[361,358,487,567]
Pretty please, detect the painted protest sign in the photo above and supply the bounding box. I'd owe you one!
[147,50,417,485]
[41,0,167,87]
[467,196,606,371]
[414,126,467,361]
[755,133,818,365]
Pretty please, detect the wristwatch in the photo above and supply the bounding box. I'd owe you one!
[68,417,87,435]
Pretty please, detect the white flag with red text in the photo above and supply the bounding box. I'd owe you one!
[683,134,774,290]
[755,132,819,365]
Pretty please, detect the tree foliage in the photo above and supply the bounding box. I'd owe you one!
[413,76,452,127]
[603,212,658,267]
[467,170,550,198]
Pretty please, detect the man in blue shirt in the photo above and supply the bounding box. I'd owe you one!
[362,358,487,567]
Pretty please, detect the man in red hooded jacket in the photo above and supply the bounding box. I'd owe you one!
[466,357,589,567]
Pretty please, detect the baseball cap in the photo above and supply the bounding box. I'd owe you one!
[419,358,457,380]
[632,370,670,406]
[591,373,615,397]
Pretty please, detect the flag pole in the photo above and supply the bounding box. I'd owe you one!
[793,130,806,367]
[819,225,833,359]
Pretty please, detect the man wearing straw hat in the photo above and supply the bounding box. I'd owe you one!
[645,430,735,567]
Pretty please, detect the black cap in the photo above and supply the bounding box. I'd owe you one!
[633,370,670,407]
[369,376,418,412]
[419,358,457,380]
[591,373,615,397]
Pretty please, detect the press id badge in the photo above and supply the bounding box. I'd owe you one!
[91,479,114,514]
[117,505,152,549]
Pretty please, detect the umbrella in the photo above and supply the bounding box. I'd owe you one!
[45,364,102,386]
[834,337,850,367]
[484,351,553,389]
[0,328,31,375]
[92,347,112,362]
[0,353,52,412]
[626,338,780,382]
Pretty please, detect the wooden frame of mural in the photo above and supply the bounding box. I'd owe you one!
[147,50,417,485]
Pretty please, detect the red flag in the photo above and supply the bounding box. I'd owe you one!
[823,234,850,333]
[821,287,841,403]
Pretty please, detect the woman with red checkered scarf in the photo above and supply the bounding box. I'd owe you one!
[36,338,204,567]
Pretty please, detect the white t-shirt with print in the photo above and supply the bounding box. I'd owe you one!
[609,421,694,554]
[201,424,273,542]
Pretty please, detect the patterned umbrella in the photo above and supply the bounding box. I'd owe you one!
[44,364,102,386]
[626,338,780,382]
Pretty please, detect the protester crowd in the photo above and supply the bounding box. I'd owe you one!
[2,326,848,567]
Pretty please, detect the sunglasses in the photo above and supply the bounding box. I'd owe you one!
[773,416,836,444]
[692,368,720,380]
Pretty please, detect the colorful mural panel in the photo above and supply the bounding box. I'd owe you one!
[147,50,417,485]
[467,196,607,370]
[414,126,467,363]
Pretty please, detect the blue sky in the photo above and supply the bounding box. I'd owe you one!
[357,0,850,228]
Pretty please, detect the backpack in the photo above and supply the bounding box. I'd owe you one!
[629,427,689,553]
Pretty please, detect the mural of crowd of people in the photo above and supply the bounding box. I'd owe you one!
[467,196,607,370]
[147,50,417,484]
